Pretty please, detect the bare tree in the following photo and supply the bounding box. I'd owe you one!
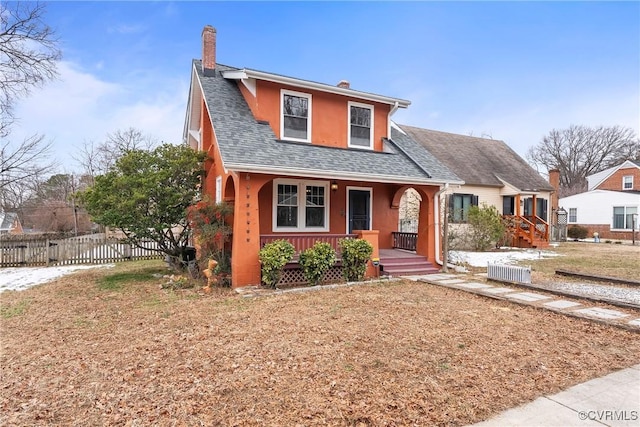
[1,1,60,210]
[527,125,639,197]
[74,128,158,179]
[0,135,55,206]
[1,1,61,136]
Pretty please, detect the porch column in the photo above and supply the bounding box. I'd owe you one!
[231,172,272,287]
[353,229,379,279]
[416,188,436,264]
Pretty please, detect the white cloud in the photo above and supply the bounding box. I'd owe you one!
[11,61,188,171]
[107,23,146,35]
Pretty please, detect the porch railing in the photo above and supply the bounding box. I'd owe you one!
[504,215,549,245]
[392,231,417,251]
[259,233,357,255]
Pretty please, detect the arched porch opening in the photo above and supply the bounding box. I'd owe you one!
[391,185,435,262]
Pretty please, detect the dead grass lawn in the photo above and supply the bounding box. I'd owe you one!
[524,241,640,284]
[1,259,639,426]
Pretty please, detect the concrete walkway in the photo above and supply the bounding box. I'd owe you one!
[470,364,640,427]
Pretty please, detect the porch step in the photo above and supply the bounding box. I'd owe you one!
[516,237,550,249]
[380,256,439,276]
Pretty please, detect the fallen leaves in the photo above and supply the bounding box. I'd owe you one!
[1,267,639,426]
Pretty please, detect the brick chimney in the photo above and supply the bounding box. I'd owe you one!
[549,169,560,220]
[202,25,216,75]
[337,80,350,89]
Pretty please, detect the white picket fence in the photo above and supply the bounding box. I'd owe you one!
[0,236,163,267]
[487,263,532,285]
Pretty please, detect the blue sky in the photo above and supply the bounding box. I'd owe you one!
[11,1,640,172]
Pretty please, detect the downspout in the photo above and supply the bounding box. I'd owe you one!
[434,183,449,267]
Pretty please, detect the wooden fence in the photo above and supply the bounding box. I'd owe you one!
[0,236,163,267]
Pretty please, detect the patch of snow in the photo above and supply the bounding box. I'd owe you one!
[449,249,561,268]
[0,264,114,293]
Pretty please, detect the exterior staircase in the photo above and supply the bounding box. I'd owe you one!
[505,215,550,249]
[379,249,439,277]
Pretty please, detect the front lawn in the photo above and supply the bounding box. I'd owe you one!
[1,260,639,426]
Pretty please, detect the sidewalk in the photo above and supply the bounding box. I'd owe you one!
[470,364,640,427]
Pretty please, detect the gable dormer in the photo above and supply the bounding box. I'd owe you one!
[222,68,410,152]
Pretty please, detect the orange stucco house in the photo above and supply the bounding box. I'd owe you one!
[184,26,462,287]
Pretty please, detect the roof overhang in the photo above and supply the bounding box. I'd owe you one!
[222,68,411,108]
[224,163,462,187]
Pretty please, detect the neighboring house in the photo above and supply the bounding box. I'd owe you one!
[399,126,554,248]
[587,160,640,192]
[184,26,462,287]
[559,160,640,240]
[0,212,24,236]
[559,190,639,240]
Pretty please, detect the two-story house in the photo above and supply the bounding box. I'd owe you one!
[183,26,462,287]
[559,160,640,240]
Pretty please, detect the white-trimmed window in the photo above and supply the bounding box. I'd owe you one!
[623,175,633,190]
[348,101,374,149]
[568,208,577,223]
[613,206,637,230]
[281,89,311,142]
[273,179,329,232]
[215,176,222,203]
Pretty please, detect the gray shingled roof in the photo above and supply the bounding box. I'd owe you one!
[400,125,553,192]
[193,60,461,185]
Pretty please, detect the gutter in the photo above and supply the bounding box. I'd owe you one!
[224,163,456,187]
[222,69,411,108]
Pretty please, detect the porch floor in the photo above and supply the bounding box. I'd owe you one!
[379,248,422,258]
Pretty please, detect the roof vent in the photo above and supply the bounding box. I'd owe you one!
[337,80,350,89]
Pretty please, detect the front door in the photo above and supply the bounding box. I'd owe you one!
[348,189,371,233]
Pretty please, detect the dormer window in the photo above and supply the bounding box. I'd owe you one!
[348,101,374,149]
[281,89,311,142]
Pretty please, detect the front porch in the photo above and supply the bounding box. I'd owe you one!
[226,172,444,287]
[258,231,438,286]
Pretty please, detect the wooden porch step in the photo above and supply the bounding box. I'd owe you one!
[380,254,439,276]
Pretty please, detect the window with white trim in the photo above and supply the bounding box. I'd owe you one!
[281,90,311,142]
[613,206,637,229]
[273,179,329,232]
[568,208,577,223]
[623,175,633,190]
[348,101,374,149]
[215,176,222,203]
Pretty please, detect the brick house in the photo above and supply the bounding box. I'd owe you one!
[183,26,462,287]
[587,160,640,192]
[559,160,640,240]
